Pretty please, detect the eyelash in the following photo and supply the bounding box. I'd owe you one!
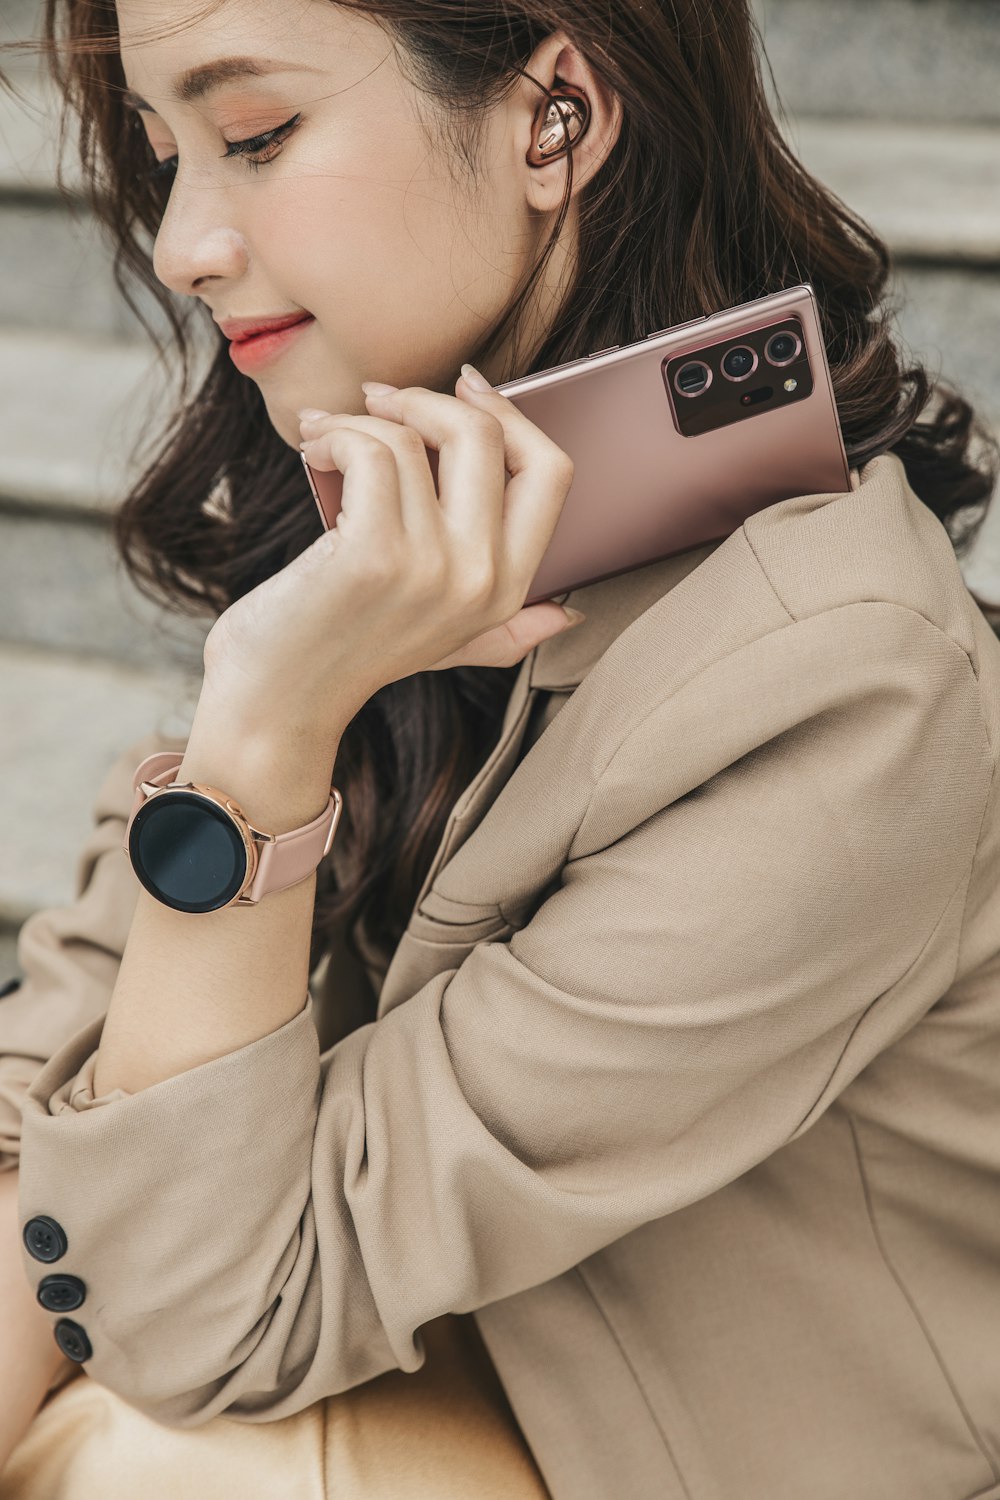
[145,112,302,180]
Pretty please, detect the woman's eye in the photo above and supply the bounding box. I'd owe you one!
[141,113,302,181]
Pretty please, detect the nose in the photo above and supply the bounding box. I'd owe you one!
[151,179,250,299]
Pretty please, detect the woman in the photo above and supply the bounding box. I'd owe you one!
[2,0,999,1496]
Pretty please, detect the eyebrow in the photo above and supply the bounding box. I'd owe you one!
[122,57,323,112]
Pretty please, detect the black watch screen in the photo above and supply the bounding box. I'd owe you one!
[127,791,250,913]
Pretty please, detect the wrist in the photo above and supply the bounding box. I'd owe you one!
[177,691,346,835]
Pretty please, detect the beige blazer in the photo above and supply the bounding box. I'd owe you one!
[3,451,1000,1500]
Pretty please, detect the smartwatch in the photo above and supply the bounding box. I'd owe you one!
[122,751,344,914]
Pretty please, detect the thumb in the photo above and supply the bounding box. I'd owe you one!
[556,604,587,632]
[427,603,585,671]
[515,601,587,653]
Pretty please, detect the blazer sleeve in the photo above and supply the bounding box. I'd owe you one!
[0,727,190,1173]
[15,601,993,1429]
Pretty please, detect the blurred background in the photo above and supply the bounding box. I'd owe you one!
[1,0,998,974]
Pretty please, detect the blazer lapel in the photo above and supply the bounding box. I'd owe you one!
[376,537,730,1019]
[408,654,541,918]
[407,537,724,918]
[528,537,727,691]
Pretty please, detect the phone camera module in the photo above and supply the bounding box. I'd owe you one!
[764,330,802,367]
[721,345,757,382]
[674,360,712,397]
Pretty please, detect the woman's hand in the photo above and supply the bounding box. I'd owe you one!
[202,367,582,745]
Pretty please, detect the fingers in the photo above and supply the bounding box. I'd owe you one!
[363,377,574,589]
[300,413,439,545]
[454,368,571,485]
[298,377,575,608]
[361,385,508,568]
[300,419,409,549]
[449,372,575,589]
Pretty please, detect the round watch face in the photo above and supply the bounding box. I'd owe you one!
[127,790,251,913]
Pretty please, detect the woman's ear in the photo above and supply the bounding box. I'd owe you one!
[517,33,624,215]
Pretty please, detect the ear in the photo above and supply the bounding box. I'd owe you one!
[514,32,624,215]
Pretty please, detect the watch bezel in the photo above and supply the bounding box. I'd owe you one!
[126,783,260,914]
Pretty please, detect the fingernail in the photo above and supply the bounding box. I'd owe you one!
[460,363,491,392]
[361,381,399,396]
[561,607,586,628]
[297,408,329,420]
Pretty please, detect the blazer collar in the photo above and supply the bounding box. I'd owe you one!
[529,537,730,691]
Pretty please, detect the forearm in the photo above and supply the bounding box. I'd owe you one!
[0,1170,69,1471]
[91,690,346,1099]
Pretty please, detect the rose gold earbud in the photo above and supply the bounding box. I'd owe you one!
[526,85,592,167]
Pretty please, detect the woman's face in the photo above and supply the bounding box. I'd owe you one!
[116,0,603,450]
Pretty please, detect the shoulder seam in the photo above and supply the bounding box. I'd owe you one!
[585,598,991,816]
[740,523,795,623]
[741,523,980,681]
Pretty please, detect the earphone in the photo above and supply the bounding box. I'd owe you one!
[526,84,592,167]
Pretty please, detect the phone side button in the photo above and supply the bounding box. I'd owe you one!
[588,345,620,358]
[645,314,712,340]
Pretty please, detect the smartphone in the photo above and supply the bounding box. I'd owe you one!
[301,284,850,606]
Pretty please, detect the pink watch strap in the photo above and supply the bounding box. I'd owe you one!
[125,751,344,903]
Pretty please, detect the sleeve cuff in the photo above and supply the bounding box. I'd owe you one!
[32,990,315,1116]
[17,989,332,1423]
[50,1043,133,1111]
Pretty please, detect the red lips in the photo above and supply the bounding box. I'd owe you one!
[218,312,313,343]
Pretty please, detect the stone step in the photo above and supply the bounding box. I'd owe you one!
[0,326,212,671]
[964,522,1000,621]
[0,639,200,933]
[0,499,212,673]
[0,59,183,342]
[752,0,1000,125]
[790,118,1000,268]
[891,262,1000,616]
[1,0,44,38]
[895,264,1000,434]
[0,195,174,344]
[0,55,75,197]
[0,326,179,515]
[0,931,18,990]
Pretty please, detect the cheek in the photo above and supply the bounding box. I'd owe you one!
[275,139,519,363]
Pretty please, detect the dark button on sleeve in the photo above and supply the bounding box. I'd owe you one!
[38,1273,86,1313]
[54,1319,92,1363]
[0,976,22,999]
[23,1215,68,1262]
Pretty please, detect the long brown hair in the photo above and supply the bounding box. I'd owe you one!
[4,0,998,1016]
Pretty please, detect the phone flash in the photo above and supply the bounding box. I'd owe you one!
[783,378,798,392]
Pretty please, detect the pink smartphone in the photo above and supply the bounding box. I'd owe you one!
[301,283,850,606]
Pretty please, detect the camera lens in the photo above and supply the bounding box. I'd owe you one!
[674,360,711,397]
[765,330,801,366]
[721,346,757,381]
